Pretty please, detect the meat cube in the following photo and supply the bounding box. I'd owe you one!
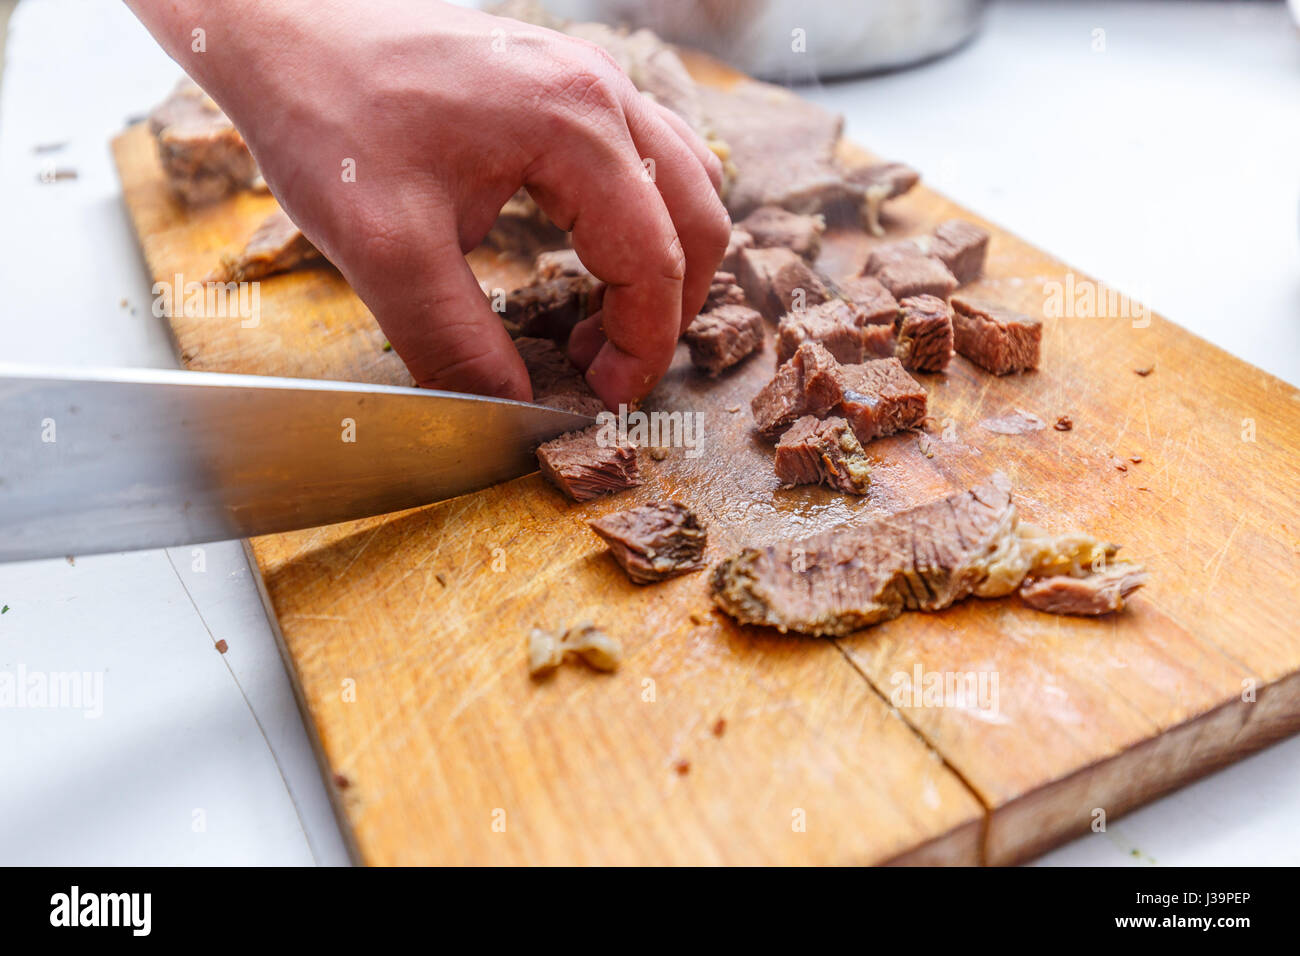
[930,220,989,285]
[588,501,707,583]
[894,295,954,373]
[835,358,927,443]
[148,80,259,205]
[834,276,899,326]
[721,227,754,273]
[843,162,921,235]
[209,208,322,282]
[530,248,590,282]
[870,252,958,301]
[863,239,930,277]
[486,188,565,254]
[704,271,746,311]
[710,474,1020,635]
[684,304,764,376]
[737,247,830,320]
[860,324,897,359]
[1020,563,1148,616]
[951,296,1042,375]
[738,206,826,260]
[515,337,605,417]
[774,416,871,494]
[776,300,868,365]
[536,425,638,502]
[750,342,844,438]
[502,275,593,341]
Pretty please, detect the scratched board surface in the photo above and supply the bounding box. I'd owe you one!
[111,52,1300,864]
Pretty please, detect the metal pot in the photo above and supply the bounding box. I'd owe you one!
[540,0,986,80]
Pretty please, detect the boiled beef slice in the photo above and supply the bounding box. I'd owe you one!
[894,295,954,373]
[836,358,928,442]
[721,228,755,273]
[148,79,259,205]
[1020,563,1148,615]
[536,425,638,502]
[776,299,882,365]
[704,271,746,311]
[209,208,322,282]
[950,296,1042,374]
[588,501,707,583]
[711,474,1023,635]
[684,304,765,376]
[774,416,871,494]
[930,220,989,285]
[868,248,958,301]
[750,342,844,437]
[738,206,826,260]
[834,276,900,326]
[737,247,830,320]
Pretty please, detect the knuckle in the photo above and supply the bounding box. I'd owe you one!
[546,62,624,124]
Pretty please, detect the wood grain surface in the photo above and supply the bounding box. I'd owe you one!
[111,55,1300,864]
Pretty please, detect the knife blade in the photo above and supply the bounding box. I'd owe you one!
[0,364,594,562]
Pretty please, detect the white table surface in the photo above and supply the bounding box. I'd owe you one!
[0,0,1296,867]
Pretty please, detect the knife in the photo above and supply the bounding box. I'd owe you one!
[0,364,594,562]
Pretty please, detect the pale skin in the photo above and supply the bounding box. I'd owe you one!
[126,0,730,408]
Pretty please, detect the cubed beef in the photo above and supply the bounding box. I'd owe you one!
[750,342,844,438]
[834,276,900,326]
[776,300,869,365]
[895,295,954,373]
[704,271,746,311]
[871,253,957,301]
[930,220,989,285]
[722,227,755,273]
[737,247,831,320]
[950,296,1042,375]
[836,357,928,443]
[588,501,708,583]
[515,337,605,417]
[861,323,897,359]
[536,425,638,502]
[774,416,871,494]
[738,206,826,260]
[863,239,930,276]
[148,80,259,205]
[501,275,594,341]
[1020,563,1148,616]
[843,162,921,235]
[209,208,322,282]
[486,188,565,254]
[684,304,764,376]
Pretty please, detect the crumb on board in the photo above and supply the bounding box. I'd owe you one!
[215,639,228,654]
[1134,365,1154,376]
[712,718,727,737]
[435,573,447,587]
[689,612,706,626]
[382,340,393,352]
[1111,458,1128,472]
[528,623,622,678]
[649,446,669,461]
[673,759,691,775]
[1129,456,1142,464]
[1054,415,1073,432]
[333,772,350,789]
[726,405,740,413]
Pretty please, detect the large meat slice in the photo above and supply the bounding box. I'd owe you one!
[536,425,638,502]
[774,416,871,494]
[684,304,765,376]
[750,342,844,437]
[711,474,1025,636]
[148,79,259,205]
[951,296,1043,374]
[836,358,928,443]
[209,208,322,282]
[588,501,707,584]
[737,206,826,260]
[894,295,954,373]
[1019,563,1148,615]
[736,247,830,320]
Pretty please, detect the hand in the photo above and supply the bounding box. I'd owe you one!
[127,0,730,408]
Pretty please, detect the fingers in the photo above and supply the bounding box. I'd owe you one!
[343,221,532,401]
[624,96,732,334]
[525,87,685,408]
[646,99,725,194]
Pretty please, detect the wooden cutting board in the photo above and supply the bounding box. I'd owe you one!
[111,55,1300,865]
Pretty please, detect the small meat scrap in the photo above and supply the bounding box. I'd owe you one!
[536,425,638,501]
[894,295,954,373]
[776,299,878,365]
[843,162,921,235]
[750,342,844,438]
[867,246,958,301]
[514,336,605,417]
[836,358,928,443]
[148,79,259,205]
[502,274,594,341]
[528,623,623,677]
[711,474,1022,636]
[721,227,755,273]
[951,296,1042,375]
[834,276,899,326]
[737,247,830,320]
[774,416,871,494]
[486,188,564,253]
[529,248,590,283]
[704,271,746,311]
[210,208,322,282]
[684,304,764,376]
[588,501,707,583]
[738,206,826,260]
[930,220,990,285]
[1020,563,1148,616]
